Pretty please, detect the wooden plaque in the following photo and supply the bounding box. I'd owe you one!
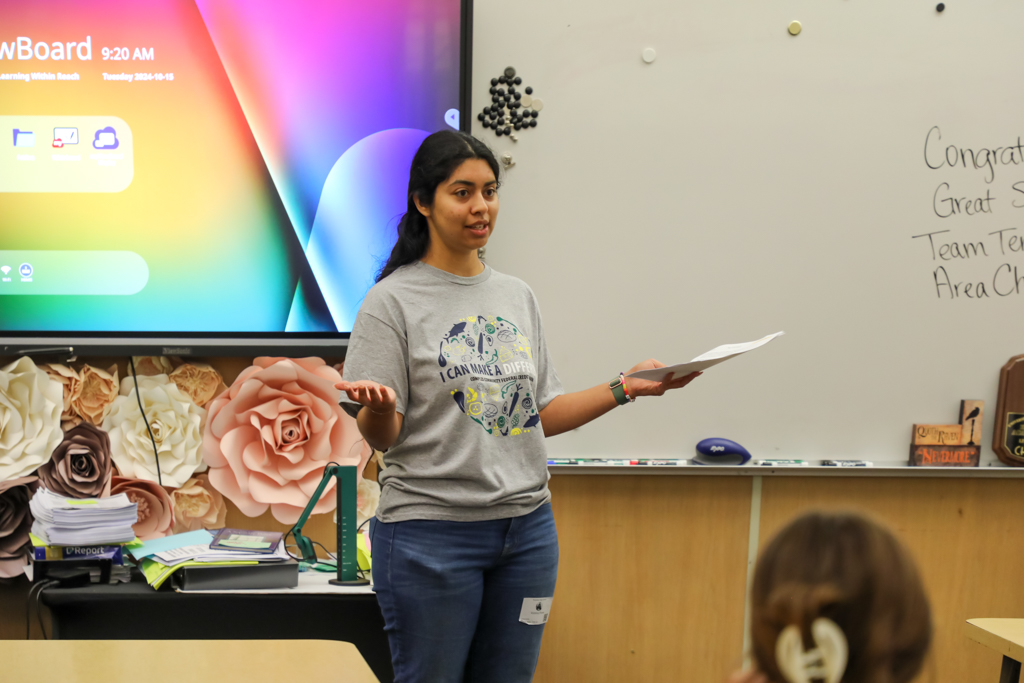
[959,399,984,446]
[994,355,1024,466]
[911,424,962,446]
[909,444,980,467]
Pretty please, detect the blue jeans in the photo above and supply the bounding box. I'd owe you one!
[369,503,559,683]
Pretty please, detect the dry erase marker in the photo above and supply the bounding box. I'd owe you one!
[638,459,687,466]
[755,459,809,467]
[821,460,873,467]
[547,459,578,465]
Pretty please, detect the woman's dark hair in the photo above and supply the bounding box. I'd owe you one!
[750,511,932,683]
[376,130,500,282]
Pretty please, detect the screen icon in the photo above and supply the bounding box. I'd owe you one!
[92,126,119,149]
[52,127,79,148]
[0,266,10,275]
[19,263,32,278]
[444,108,460,130]
[13,129,34,147]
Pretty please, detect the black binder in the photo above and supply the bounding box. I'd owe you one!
[171,560,299,590]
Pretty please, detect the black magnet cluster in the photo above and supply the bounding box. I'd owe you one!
[477,66,540,138]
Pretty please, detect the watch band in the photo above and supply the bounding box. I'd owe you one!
[609,376,629,406]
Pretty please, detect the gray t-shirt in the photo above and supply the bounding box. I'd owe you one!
[341,261,564,523]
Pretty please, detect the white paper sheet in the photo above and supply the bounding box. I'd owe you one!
[626,331,784,382]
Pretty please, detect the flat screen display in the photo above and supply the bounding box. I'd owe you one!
[0,0,467,353]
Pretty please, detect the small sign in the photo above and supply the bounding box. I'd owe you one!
[911,424,962,446]
[909,444,980,467]
[959,400,984,446]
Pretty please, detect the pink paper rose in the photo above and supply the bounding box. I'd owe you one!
[204,357,371,524]
[170,473,227,533]
[110,476,175,540]
[0,476,38,578]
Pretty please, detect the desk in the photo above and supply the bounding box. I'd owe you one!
[966,619,1024,683]
[0,639,378,683]
[40,574,393,683]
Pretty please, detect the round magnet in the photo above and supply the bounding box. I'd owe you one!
[531,97,544,111]
[788,20,802,35]
[936,2,945,10]
[514,122,522,130]
[531,110,539,118]
[504,66,516,78]
[503,126,511,135]
[520,95,532,107]
[495,127,503,136]
[642,47,656,63]
[525,86,533,95]
[529,119,537,127]
[499,75,507,84]
[490,77,498,86]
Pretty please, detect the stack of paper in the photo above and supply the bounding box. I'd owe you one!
[152,540,289,567]
[29,488,138,545]
[129,529,289,589]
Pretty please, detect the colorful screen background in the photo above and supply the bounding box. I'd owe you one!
[0,0,462,335]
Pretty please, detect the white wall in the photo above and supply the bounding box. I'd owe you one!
[473,0,1024,463]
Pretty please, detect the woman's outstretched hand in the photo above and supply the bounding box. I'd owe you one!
[622,359,701,399]
[335,380,397,415]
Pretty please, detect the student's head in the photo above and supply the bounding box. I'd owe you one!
[749,511,931,683]
[377,130,500,281]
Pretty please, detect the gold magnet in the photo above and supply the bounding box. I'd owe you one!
[788,20,802,35]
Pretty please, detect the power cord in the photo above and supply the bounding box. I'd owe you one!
[129,357,163,487]
[25,579,59,640]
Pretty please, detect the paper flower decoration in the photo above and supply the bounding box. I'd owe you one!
[204,357,372,524]
[103,374,206,488]
[0,357,64,483]
[72,364,119,426]
[356,475,381,527]
[0,476,38,578]
[35,423,113,498]
[132,356,174,376]
[169,363,226,408]
[170,473,227,533]
[41,363,82,425]
[110,476,174,540]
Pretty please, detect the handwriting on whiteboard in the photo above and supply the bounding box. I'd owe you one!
[913,126,1024,299]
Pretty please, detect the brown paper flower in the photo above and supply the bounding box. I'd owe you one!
[132,356,174,376]
[204,357,372,524]
[41,363,82,424]
[0,476,38,578]
[72,364,119,426]
[110,476,174,540]
[35,423,113,498]
[169,363,226,408]
[170,473,227,533]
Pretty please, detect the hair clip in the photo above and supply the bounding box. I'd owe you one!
[775,618,848,683]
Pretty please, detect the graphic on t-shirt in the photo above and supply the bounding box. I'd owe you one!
[436,314,540,436]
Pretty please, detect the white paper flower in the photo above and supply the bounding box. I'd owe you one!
[0,357,64,483]
[102,374,206,488]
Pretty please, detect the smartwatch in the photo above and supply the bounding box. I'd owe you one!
[609,375,630,406]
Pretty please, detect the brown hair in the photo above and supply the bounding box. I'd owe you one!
[750,511,932,683]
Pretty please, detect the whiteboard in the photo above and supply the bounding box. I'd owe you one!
[473,0,1024,464]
